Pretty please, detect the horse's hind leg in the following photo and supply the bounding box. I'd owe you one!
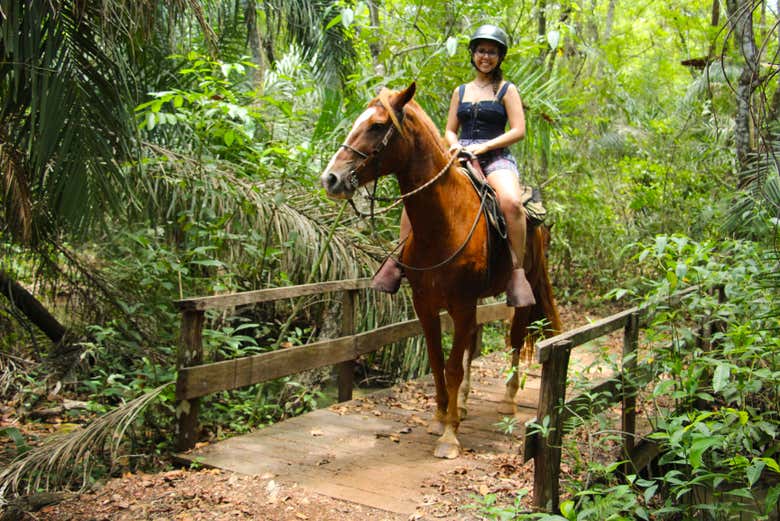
[457,326,481,420]
[498,348,521,415]
[498,307,530,415]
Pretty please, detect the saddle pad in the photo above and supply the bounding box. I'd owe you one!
[520,186,547,226]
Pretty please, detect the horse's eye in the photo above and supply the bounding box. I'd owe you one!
[369,122,385,132]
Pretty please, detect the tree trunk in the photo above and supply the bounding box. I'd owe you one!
[367,1,385,76]
[0,269,65,343]
[245,0,265,83]
[769,25,780,125]
[711,0,720,27]
[726,0,760,176]
[537,0,548,64]
[604,0,617,42]
[586,0,599,42]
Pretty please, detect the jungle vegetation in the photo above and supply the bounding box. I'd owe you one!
[1,0,779,519]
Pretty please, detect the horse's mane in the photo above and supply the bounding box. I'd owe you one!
[376,88,449,157]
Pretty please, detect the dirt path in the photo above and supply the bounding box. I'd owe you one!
[27,451,537,521]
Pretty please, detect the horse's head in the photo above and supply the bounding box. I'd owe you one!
[320,82,416,199]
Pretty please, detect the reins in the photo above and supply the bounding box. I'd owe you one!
[393,172,488,272]
[346,151,458,217]
[338,105,488,273]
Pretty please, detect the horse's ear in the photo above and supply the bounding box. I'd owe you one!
[392,82,416,111]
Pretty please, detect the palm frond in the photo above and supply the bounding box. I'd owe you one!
[0,0,135,244]
[262,0,356,87]
[0,382,172,499]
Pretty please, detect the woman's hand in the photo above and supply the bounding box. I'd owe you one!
[464,142,490,156]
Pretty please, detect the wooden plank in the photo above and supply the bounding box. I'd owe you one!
[177,336,356,400]
[535,286,699,363]
[532,340,572,513]
[627,438,662,474]
[622,312,639,460]
[338,289,357,402]
[176,349,547,516]
[175,310,204,451]
[535,308,638,363]
[354,302,509,355]
[174,278,373,311]
[179,302,513,400]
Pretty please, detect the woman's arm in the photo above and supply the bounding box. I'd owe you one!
[465,83,526,156]
[444,87,461,149]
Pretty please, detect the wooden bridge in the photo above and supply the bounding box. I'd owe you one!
[172,279,700,514]
[176,350,548,516]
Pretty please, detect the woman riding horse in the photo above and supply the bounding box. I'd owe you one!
[372,24,536,309]
[320,76,561,458]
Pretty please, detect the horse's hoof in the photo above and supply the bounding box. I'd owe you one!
[496,401,517,415]
[434,440,461,459]
[427,421,445,436]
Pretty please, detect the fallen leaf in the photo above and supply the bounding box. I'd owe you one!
[309,428,323,437]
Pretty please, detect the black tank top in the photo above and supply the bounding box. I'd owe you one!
[456,82,513,140]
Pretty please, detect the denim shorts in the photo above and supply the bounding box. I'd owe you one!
[459,139,520,177]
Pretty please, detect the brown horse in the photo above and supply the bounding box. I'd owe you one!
[320,83,560,458]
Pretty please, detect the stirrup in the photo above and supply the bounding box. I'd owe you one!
[506,268,536,307]
[371,256,403,294]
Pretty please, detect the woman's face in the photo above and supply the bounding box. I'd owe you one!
[472,40,500,74]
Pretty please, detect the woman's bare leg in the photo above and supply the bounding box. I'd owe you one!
[487,169,535,307]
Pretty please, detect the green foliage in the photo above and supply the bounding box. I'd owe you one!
[466,489,531,520]
[136,52,261,159]
[560,234,778,520]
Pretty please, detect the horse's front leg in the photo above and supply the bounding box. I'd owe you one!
[413,301,448,438]
[434,305,478,459]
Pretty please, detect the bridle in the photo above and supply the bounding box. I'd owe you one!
[336,110,487,274]
[338,117,399,193]
[339,112,458,217]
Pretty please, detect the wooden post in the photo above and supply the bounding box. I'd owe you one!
[622,311,640,465]
[176,309,204,452]
[712,284,726,347]
[533,339,572,513]
[474,324,484,360]
[337,289,357,402]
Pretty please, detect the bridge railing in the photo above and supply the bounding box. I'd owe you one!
[523,285,720,512]
[173,278,513,452]
[174,279,716,514]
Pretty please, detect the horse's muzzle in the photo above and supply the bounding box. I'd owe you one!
[321,171,354,199]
